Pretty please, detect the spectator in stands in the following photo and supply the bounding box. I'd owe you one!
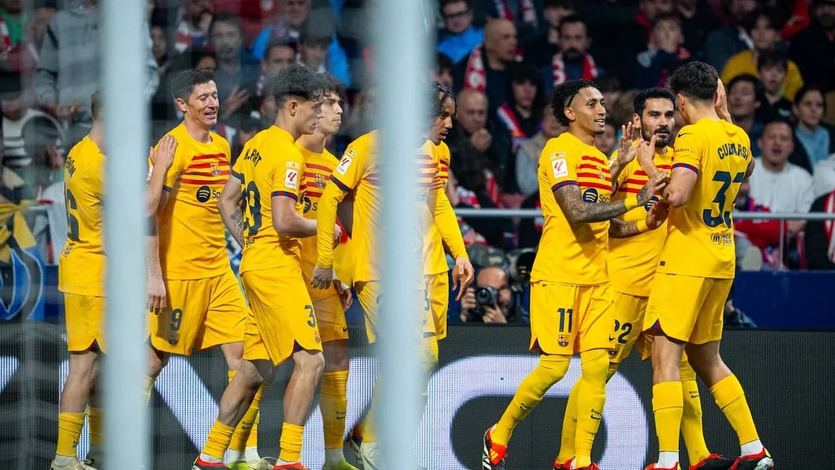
[437,0,484,63]
[789,0,835,93]
[299,20,331,74]
[192,49,217,70]
[635,13,691,88]
[721,8,804,101]
[252,0,310,50]
[805,188,835,270]
[755,51,794,122]
[522,0,575,68]
[791,86,835,174]
[173,0,213,54]
[33,0,157,149]
[4,1,55,88]
[596,118,618,156]
[434,53,455,88]
[255,39,297,100]
[727,73,765,155]
[496,64,543,148]
[209,13,259,125]
[515,100,565,196]
[545,15,600,93]
[704,0,760,70]
[230,116,261,164]
[676,0,716,58]
[457,265,528,324]
[2,72,63,174]
[150,22,171,77]
[456,18,519,117]
[0,0,21,47]
[446,88,512,193]
[750,120,814,241]
[479,0,544,42]
[611,0,676,86]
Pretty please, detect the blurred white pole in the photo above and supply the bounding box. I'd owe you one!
[101,0,149,468]
[376,0,432,468]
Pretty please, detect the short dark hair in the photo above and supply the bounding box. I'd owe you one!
[757,50,789,72]
[670,61,718,102]
[265,39,298,58]
[170,68,216,101]
[430,82,456,119]
[652,13,681,29]
[558,14,587,35]
[727,73,765,101]
[510,63,541,85]
[741,8,782,35]
[763,118,794,136]
[271,64,323,107]
[551,79,597,126]
[544,0,575,10]
[91,91,102,121]
[633,87,675,117]
[436,52,454,73]
[793,84,826,112]
[209,12,242,36]
[595,75,621,93]
[440,0,470,9]
[318,72,346,98]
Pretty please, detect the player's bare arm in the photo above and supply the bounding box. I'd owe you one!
[145,135,177,217]
[745,158,755,178]
[218,177,244,247]
[554,171,667,224]
[145,137,178,314]
[663,166,698,207]
[609,200,669,238]
[272,194,319,237]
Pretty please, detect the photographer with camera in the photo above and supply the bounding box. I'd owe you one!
[458,266,528,324]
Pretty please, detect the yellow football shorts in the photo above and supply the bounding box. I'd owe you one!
[311,292,349,344]
[609,291,651,363]
[644,273,732,344]
[426,272,450,341]
[64,293,106,353]
[529,281,614,355]
[149,269,247,356]
[355,280,433,345]
[242,268,322,365]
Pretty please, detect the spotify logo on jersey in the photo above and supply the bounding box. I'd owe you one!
[583,188,599,203]
[196,186,211,203]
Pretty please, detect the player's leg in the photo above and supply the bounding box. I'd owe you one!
[53,350,100,469]
[277,349,325,467]
[648,334,688,469]
[84,367,103,467]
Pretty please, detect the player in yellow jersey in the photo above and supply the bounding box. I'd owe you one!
[53,93,107,470]
[481,80,668,470]
[295,75,358,470]
[195,64,334,470]
[639,63,773,470]
[425,129,454,343]
[145,69,267,470]
[311,83,473,469]
[553,87,732,470]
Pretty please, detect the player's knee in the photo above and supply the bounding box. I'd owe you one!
[679,358,697,382]
[322,340,349,372]
[147,349,168,378]
[295,350,326,377]
[538,354,570,383]
[580,349,610,383]
[68,353,97,382]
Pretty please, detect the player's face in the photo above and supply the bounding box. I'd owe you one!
[639,97,675,147]
[429,97,455,145]
[794,90,824,128]
[567,86,606,136]
[295,96,322,135]
[317,92,343,136]
[180,81,219,128]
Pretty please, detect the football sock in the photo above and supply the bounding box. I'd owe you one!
[710,375,760,449]
[493,354,570,446]
[278,422,304,463]
[321,370,349,450]
[653,381,683,462]
[679,359,710,464]
[87,406,103,449]
[203,419,235,460]
[143,375,156,404]
[555,379,580,464]
[573,349,608,467]
[56,412,85,457]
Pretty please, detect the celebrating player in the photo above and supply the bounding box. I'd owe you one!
[481,80,668,470]
[194,64,332,470]
[294,74,358,470]
[639,63,773,470]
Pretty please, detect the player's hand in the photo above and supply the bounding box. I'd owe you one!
[460,287,477,311]
[332,224,343,248]
[451,256,475,301]
[334,280,353,310]
[152,135,178,170]
[616,121,639,167]
[470,128,492,152]
[646,199,670,230]
[481,305,508,324]
[222,86,251,118]
[636,134,659,176]
[148,273,167,314]
[311,265,334,290]
[637,168,669,206]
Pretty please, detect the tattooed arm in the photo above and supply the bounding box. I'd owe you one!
[554,171,667,224]
[218,176,245,248]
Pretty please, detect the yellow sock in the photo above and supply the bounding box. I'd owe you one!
[203,419,235,460]
[321,370,349,449]
[555,380,580,464]
[493,354,570,446]
[653,381,683,453]
[573,349,609,467]
[360,375,382,444]
[226,371,263,455]
[144,375,156,404]
[679,359,709,463]
[56,412,85,457]
[279,422,305,463]
[710,374,759,445]
[87,407,103,448]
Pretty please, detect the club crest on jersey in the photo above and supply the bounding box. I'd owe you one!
[550,153,568,178]
[314,173,326,189]
[210,162,221,176]
[558,335,569,347]
[196,185,211,203]
[582,188,599,203]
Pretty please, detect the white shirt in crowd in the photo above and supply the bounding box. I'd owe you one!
[749,157,814,213]
[813,154,835,198]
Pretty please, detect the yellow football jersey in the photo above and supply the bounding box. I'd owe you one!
[608,145,673,297]
[318,131,381,283]
[59,136,105,296]
[530,132,612,285]
[424,142,452,276]
[658,118,751,278]
[157,123,231,280]
[233,126,304,274]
